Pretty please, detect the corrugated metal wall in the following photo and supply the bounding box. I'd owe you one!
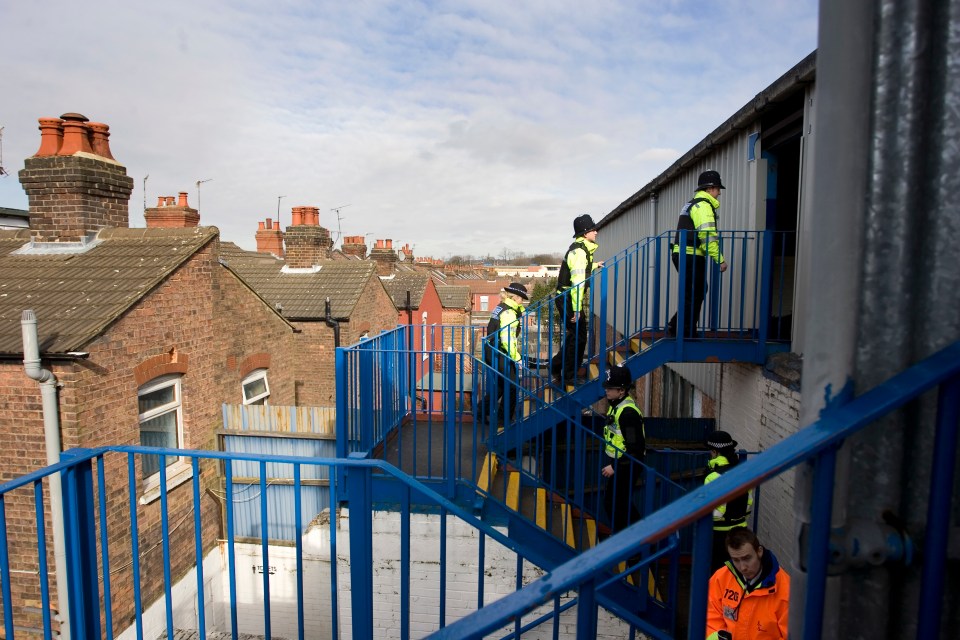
[219,406,337,541]
[597,67,818,395]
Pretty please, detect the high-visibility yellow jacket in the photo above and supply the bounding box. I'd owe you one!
[485,297,525,362]
[556,237,599,312]
[673,190,725,265]
[706,549,790,640]
[704,455,753,530]
[604,396,645,461]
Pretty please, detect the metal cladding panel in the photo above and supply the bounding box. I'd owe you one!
[666,362,719,399]
[222,434,334,540]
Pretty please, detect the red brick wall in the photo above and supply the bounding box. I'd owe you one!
[0,237,300,635]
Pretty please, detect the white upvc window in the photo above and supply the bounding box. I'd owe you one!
[242,369,270,405]
[138,375,185,488]
[480,295,489,311]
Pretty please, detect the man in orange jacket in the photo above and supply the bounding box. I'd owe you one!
[706,528,789,640]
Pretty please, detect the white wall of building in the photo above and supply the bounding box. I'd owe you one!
[121,509,645,639]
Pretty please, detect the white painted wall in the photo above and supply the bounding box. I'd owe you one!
[119,509,647,639]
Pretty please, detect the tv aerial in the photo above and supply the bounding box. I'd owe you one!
[330,204,351,246]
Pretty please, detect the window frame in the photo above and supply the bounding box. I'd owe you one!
[137,374,189,500]
[241,368,271,405]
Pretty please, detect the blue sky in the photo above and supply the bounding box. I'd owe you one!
[0,1,818,259]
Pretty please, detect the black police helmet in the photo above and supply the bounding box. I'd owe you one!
[697,170,726,190]
[503,282,529,301]
[573,214,598,237]
[706,430,738,450]
[602,365,632,390]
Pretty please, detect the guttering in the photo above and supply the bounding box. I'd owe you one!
[20,310,70,640]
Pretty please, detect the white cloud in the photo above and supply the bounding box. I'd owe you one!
[0,0,817,258]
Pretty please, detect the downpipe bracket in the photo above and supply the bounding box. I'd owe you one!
[799,514,913,575]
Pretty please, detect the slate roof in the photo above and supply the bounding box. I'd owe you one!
[378,272,432,309]
[435,285,470,310]
[220,243,385,320]
[0,227,218,355]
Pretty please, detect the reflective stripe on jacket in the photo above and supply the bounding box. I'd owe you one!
[556,237,598,312]
[485,298,524,362]
[673,190,725,264]
[706,549,790,640]
[604,397,644,460]
[704,455,753,530]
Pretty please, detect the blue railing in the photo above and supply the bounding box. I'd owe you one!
[3,444,648,640]
[522,229,793,392]
[427,340,960,640]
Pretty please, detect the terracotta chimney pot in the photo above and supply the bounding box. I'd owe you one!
[258,221,266,230]
[386,239,393,249]
[35,118,64,157]
[291,207,303,226]
[87,122,115,160]
[266,217,273,230]
[166,196,175,206]
[157,196,165,207]
[178,192,189,207]
[58,113,93,156]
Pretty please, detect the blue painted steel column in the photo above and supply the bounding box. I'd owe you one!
[802,446,837,640]
[445,352,458,497]
[347,453,374,639]
[335,347,350,498]
[917,376,960,640]
[359,347,375,452]
[653,239,663,330]
[598,267,609,384]
[675,232,687,352]
[687,514,713,640]
[756,231,774,356]
[59,448,101,640]
[575,579,598,639]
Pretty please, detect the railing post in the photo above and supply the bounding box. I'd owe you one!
[917,376,960,640]
[575,578,598,639]
[359,345,375,451]
[687,514,713,640]
[653,237,663,331]
[335,347,350,498]
[676,231,687,350]
[445,351,458,498]
[598,266,609,384]
[59,448,101,640]
[346,453,374,640]
[757,230,774,356]
[802,445,837,640]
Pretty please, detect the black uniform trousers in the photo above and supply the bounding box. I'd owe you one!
[668,252,708,338]
[604,459,643,535]
[552,296,588,381]
[478,345,518,427]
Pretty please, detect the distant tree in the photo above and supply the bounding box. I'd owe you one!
[530,253,561,265]
[448,255,465,266]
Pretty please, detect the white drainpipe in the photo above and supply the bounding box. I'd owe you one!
[21,310,70,640]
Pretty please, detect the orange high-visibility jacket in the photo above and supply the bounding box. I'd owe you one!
[706,549,789,640]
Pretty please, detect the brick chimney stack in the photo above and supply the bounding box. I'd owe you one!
[284,205,333,268]
[144,191,200,228]
[19,113,134,242]
[341,235,368,259]
[400,243,414,262]
[255,218,285,257]
[369,238,399,275]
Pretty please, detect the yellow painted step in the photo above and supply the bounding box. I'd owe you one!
[583,518,598,550]
[535,488,547,530]
[506,472,520,511]
[560,504,576,548]
[608,351,625,366]
[630,336,641,353]
[477,453,498,493]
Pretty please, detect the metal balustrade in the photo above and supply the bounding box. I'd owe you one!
[427,341,960,639]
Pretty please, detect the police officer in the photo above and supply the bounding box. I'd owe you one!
[478,282,528,427]
[668,170,728,338]
[601,365,646,534]
[552,214,602,384]
[704,430,753,571]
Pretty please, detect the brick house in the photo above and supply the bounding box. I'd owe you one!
[222,218,398,405]
[0,113,301,635]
